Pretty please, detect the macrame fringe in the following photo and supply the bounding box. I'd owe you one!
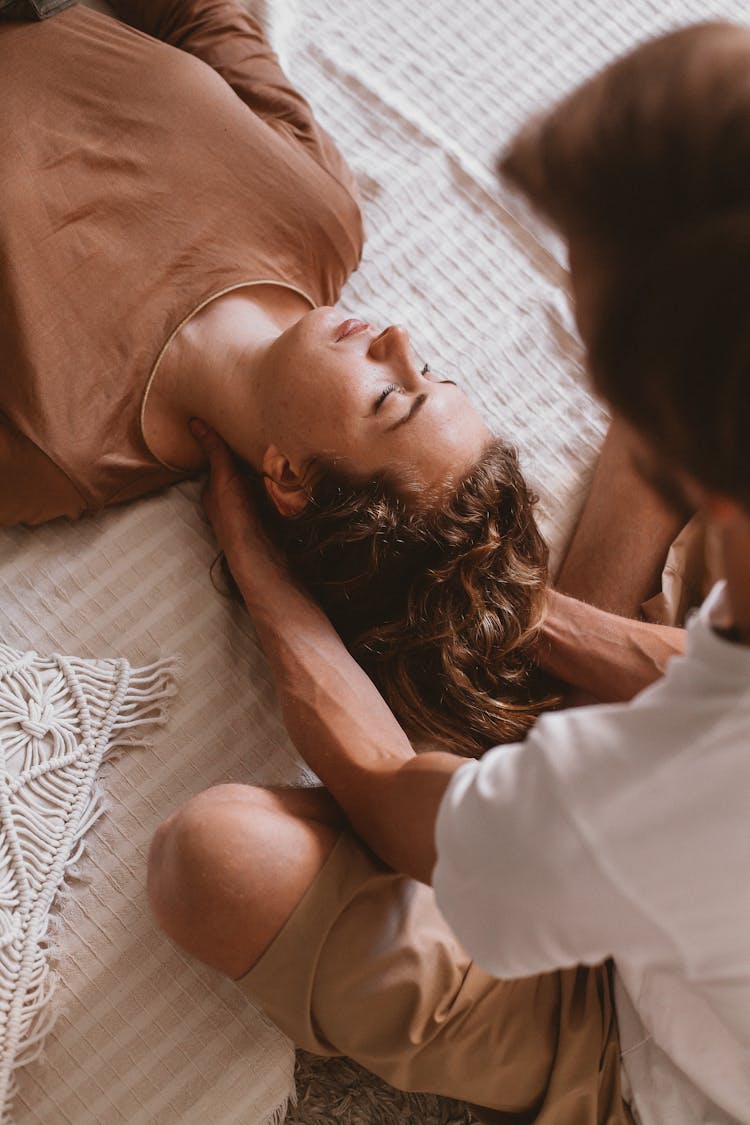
[0,653,178,1125]
[261,1092,293,1125]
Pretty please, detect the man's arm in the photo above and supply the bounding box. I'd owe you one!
[540,589,686,701]
[546,417,688,700]
[191,421,465,885]
[556,418,689,617]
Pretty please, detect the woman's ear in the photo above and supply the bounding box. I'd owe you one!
[262,445,310,516]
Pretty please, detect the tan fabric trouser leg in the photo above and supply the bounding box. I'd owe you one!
[236,832,631,1125]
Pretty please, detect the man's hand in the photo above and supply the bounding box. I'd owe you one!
[190,419,285,595]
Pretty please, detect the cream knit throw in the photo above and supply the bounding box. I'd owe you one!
[0,643,175,1124]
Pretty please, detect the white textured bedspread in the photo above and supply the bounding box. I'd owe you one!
[3,0,749,1122]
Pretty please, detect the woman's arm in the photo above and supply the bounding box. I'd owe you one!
[109,0,309,125]
[108,0,355,181]
[191,421,463,886]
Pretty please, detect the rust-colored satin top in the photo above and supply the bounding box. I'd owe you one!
[0,1,364,525]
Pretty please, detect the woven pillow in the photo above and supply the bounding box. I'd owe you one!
[0,643,175,1120]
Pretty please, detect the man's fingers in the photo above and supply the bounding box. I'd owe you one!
[190,418,233,470]
[190,418,240,482]
[189,417,217,448]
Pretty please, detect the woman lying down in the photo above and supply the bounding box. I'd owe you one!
[0,0,564,756]
[1,3,687,1121]
[2,1,680,752]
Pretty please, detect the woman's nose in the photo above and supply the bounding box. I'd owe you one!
[369,324,414,371]
[385,324,410,352]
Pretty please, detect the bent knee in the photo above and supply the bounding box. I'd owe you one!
[147,784,340,979]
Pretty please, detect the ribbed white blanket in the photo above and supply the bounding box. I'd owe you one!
[3,0,749,1122]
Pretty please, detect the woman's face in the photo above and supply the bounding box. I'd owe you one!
[259,306,491,499]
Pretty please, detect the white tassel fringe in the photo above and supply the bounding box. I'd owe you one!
[0,647,177,1124]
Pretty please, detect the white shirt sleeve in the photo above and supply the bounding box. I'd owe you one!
[433,731,671,979]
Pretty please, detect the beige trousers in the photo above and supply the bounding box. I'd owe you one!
[237,833,631,1124]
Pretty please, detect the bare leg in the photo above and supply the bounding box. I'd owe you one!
[147,784,344,980]
[556,419,688,617]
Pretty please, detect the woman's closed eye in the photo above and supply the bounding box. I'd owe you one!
[373,367,458,414]
[373,383,399,412]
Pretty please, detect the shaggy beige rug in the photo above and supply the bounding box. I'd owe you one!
[288,1052,478,1125]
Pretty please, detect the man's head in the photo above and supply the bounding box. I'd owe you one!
[500,21,750,514]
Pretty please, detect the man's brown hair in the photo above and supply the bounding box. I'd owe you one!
[500,22,750,506]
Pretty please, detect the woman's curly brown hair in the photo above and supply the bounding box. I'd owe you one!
[234,437,556,757]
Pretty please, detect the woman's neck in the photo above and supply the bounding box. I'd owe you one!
[143,285,310,471]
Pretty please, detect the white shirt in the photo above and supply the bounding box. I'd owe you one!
[434,583,750,1125]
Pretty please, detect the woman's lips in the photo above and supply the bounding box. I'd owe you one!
[335,317,371,341]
